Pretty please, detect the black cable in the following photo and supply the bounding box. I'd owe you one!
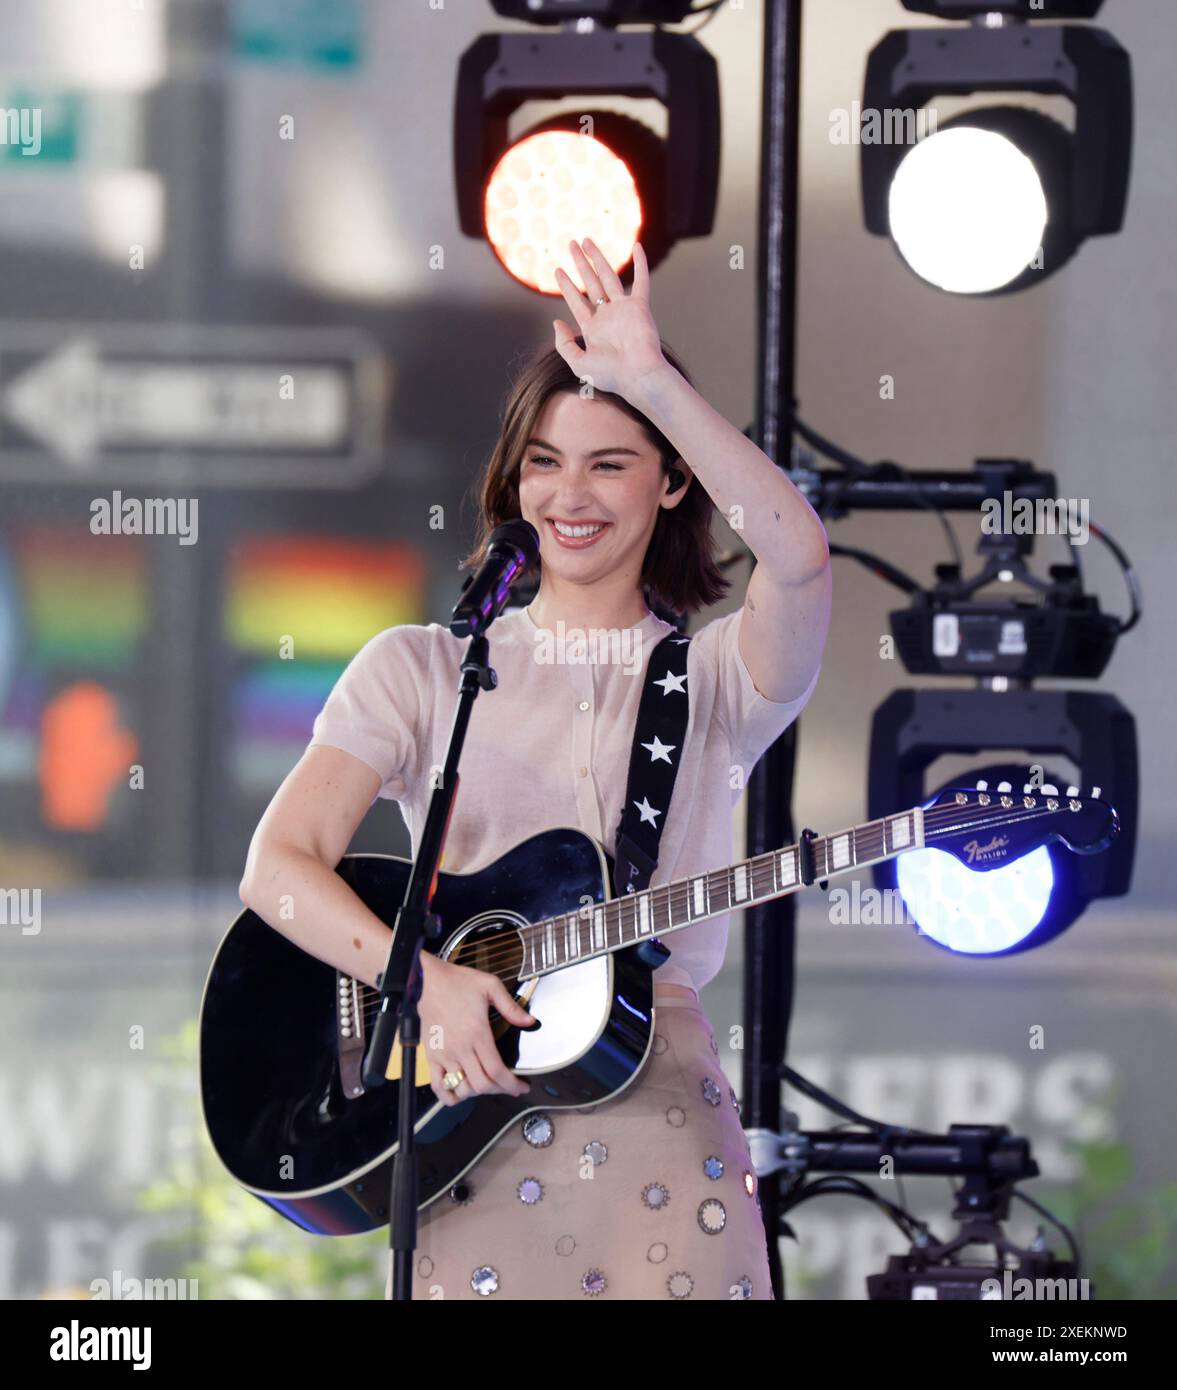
[790,413,965,570]
[859,459,966,572]
[782,1063,919,1136]
[828,542,925,597]
[827,1121,913,1218]
[779,1176,933,1245]
[1089,521,1143,634]
[791,414,870,477]
[1010,1188,1084,1276]
[786,408,1149,642]
[680,0,726,34]
[789,417,1143,639]
[831,521,1141,639]
[784,1070,1084,1277]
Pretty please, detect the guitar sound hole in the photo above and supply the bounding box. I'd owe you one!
[449,925,523,989]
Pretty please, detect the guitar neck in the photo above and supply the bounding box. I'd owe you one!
[521,806,927,979]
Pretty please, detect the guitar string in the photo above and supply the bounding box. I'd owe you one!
[400,798,1077,982]
[359,798,1081,1013]
[354,798,1083,1019]
[356,798,1082,1014]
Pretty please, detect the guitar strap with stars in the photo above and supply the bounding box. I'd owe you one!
[611,627,692,898]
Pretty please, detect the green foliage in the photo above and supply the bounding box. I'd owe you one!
[1044,1138,1177,1300]
[143,1024,1174,1300]
[137,1021,387,1299]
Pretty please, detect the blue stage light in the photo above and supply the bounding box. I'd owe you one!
[896,842,1054,955]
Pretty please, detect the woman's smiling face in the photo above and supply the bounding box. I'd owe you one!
[517,389,684,586]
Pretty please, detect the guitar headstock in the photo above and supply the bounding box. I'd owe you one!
[921,780,1119,871]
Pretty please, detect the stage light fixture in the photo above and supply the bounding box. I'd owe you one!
[898,1,1106,17]
[868,696,1137,956]
[481,112,662,295]
[894,761,1063,955]
[887,108,1079,295]
[860,15,1132,294]
[489,0,697,21]
[885,461,1126,682]
[454,24,719,293]
[896,835,1055,955]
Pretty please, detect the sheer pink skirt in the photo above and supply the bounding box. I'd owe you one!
[392,987,773,1301]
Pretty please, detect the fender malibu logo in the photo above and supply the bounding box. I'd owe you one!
[962,834,1011,865]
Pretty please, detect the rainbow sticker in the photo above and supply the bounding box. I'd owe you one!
[224,534,427,789]
[225,535,425,661]
[9,527,146,669]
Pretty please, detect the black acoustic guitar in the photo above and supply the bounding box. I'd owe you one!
[199,783,1116,1235]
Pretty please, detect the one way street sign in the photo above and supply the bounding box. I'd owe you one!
[0,322,390,488]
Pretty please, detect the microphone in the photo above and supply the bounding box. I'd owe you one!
[449,518,540,639]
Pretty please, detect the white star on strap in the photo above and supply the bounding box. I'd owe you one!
[653,669,687,695]
[634,796,662,827]
[670,636,690,645]
[641,735,676,764]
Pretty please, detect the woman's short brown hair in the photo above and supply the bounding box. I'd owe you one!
[459,337,730,617]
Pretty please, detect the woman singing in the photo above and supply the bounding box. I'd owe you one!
[238,238,832,1299]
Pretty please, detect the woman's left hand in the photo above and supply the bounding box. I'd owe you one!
[552,238,667,399]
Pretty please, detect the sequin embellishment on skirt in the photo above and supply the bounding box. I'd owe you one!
[404,994,773,1300]
[523,1114,554,1148]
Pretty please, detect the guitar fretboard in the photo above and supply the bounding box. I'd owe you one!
[520,807,926,977]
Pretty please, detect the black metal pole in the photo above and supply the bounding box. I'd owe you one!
[743,0,805,1302]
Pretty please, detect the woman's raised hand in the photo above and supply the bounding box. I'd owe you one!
[551,238,667,398]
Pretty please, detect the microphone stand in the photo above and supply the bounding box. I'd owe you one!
[360,625,499,1301]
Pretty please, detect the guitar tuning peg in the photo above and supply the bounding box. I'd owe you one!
[1091,786,1102,799]
[1041,784,1058,796]
[975,779,988,791]
[996,781,1012,793]
[1065,785,1079,798]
